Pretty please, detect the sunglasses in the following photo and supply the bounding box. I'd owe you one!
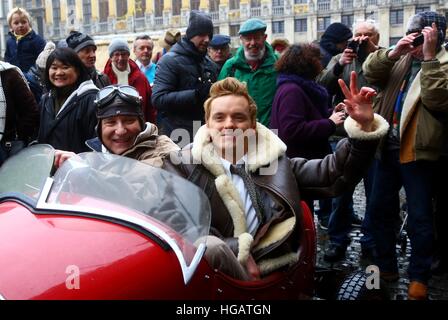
[95,85,141,108]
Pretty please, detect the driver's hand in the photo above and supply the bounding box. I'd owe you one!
[54,150,76,169]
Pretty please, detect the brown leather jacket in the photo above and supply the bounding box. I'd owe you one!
[163,119,388,274]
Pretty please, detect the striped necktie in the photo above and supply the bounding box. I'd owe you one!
[230,163,263,234]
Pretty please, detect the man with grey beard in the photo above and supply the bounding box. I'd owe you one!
[218,19,278,127]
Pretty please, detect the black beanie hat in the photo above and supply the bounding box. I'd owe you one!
[186,10,214,40]
[66,31,96,52]
[321,23,353,43]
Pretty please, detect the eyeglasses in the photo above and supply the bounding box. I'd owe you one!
[240,34,265,42]
[95,85,142,108]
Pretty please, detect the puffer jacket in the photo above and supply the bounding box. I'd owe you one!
[163,117,389,276]
[219,44,278,127]
[152,37,218,139]
[4,30,46,73]
[38,80,99,153]
[86,122,179,168]
[363,48,448,163]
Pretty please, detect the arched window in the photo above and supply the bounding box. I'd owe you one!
[209,0,219,12]
[154,0,164,17]
[190,0,200,11]
[229,0,239,10]
[117,0,128,18]
[82,0,91,24]
[99,0,109,22]
[172,0,181,16]
[135,0,146,18]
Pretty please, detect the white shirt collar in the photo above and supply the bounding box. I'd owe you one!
[220,155,248,176]
[136,59,153,72]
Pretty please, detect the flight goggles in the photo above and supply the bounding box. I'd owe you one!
[94,85,142,108]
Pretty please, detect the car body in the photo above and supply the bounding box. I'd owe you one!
[0,145,316,300]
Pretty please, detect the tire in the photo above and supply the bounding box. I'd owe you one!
[336,271,390,300]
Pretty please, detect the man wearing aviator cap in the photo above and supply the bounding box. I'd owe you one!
[54,85,179,168]
[363,11,448,300]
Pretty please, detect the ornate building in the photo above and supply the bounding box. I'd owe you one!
[1,0,448,58]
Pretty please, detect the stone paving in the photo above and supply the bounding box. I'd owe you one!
[314,182,448,300]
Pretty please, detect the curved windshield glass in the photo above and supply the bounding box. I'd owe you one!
[0,144,54,200]
[41,152,211,284]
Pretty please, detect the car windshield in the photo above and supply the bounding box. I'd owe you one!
[0,145,211,284]
[0,144,55,199]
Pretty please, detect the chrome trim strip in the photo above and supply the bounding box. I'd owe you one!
[36,177,204,285]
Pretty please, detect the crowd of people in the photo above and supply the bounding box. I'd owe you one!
[1,6,447,300]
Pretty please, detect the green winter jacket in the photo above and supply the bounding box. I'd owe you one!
[218,43,278,126]
[363,48,448,163]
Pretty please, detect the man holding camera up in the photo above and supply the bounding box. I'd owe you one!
[318,19,380,264]
[363,11,448,300]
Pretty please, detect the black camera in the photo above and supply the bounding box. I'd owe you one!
[347,39,359,53]
[412,34,424,47]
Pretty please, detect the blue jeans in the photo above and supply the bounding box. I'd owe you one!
[367,150,435,283]
[327,163,376,249]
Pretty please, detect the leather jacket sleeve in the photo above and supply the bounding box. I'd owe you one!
[290,137,379,200]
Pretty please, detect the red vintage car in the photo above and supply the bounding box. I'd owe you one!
[0,145,387,300]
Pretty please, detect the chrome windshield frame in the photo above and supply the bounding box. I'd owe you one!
[36,177,206,285]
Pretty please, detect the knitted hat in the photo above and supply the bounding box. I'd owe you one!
[321,23,353,43]
[186,10,214,40]
[407,11,447,48]
[66,31,96,52]
[108,38,130,57]
[36,41,56,69]
[239,18,267,35]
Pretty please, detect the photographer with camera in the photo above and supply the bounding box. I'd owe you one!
[317,19,380,264]
[362,11,448,300]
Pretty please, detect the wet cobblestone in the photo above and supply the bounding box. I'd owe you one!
[315,182,448,300]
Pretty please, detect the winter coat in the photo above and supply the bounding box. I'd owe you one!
[89,68,111,89]
[318,53,373,107]
[86,122,179,168]
[24,65,45,104]
[4,30,46,73]
[103,58,156,124]
[270,73,335,159]
[151,38,218,139]
[363,48,448,163]
[163,117,389,276]
[219,44,278,127]
[38,80,99,153]
[0,63,40,143]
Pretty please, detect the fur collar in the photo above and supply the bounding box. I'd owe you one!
[191,123,287,175]
[191,123,286,263]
